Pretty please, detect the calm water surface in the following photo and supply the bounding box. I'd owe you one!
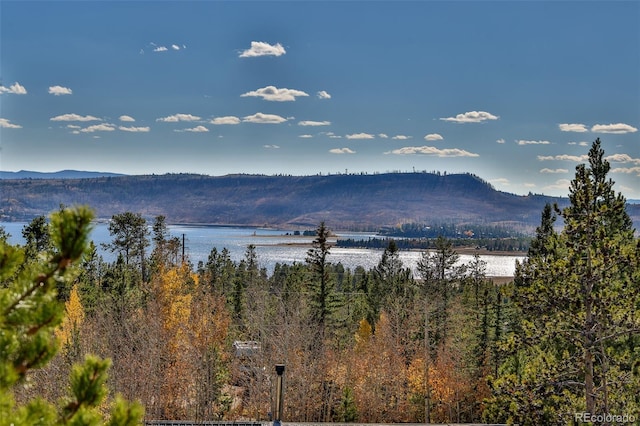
[1,222,524,277]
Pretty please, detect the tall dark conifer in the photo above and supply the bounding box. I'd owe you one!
[306,221,338,343]
[486,139,640,424]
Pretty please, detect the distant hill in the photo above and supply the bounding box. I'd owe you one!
[0,170,126,180]
[1,172,583,232]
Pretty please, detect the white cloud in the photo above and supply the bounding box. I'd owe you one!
[540,168,569,174]
[496,138,505,144]
[324,132,342,139]
[299,134,313,138]
[440,110,498,123]
[80,123,116,133]
[393,135,412,140]
[298,120,331,126]
[537,154,589,162]
[317,90,331,99]
[591,123,638,134]
[524,183,537,188]
[210,116,241,125]
[241,86,309,102]
[329,148,356,154]
[156,113,201,122]
[346,133,375,140]
[242,112,288,124]
[0,118,22,128]
[378,134,389,139]
[66,125,81,129]
[611,167,640,175]
[424,133,443,141]
[50,113,101,122]
[145,42,185,54]
[119,126,150,132]
[182,125,209,133]
[606,153,640,165]
[559,123,588,132]
[543,179,571,192]
[386,146,479,157]
[517,140,551,145]
[48,85,72,96]
[264,144,280,149]
[119,115,136,122]
[0,82,27,95]
[239,41,286,58]
[568,141,589,146]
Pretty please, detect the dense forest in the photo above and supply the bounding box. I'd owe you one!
[338,223,532,252]
[2,140,639,425]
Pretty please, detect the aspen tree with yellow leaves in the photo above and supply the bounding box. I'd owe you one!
[56,284,86,354]
[149,264,232,420]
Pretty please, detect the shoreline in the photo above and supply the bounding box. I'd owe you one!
[258,240,527,257]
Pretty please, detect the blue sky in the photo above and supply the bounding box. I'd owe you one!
[1,1,639,198]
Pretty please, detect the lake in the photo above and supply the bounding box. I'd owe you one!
[1,222,525,277]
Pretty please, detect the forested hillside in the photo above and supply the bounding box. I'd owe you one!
[1,172,572,230]
[2,140,639,424]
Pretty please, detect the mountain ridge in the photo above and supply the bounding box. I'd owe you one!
[0,170,126,179]
[2,171,638,232]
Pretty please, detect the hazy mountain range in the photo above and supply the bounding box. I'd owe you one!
[0,170,126,180]
[2,171,639,232]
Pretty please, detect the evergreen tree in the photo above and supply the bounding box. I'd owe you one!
[527,203,557,259]
[335,386,358,422]
[202,247,235,296]
[0,225,10,243]
[150,215,181,269]
[0,206,143,425]
[103,212,149,278]
[305,222,340,344]
[22,215,51,256]
[485,139,640,423]
[417,236,463,348]
[367,240,414,333]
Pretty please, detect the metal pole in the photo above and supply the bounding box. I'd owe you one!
[273,364,285,426]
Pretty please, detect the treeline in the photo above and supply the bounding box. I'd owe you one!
[6,214,512,423]
[380,222,528,239]
[337,236,530,252]
[2,140,639,424]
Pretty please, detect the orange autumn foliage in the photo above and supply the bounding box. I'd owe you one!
[152,264,231,419]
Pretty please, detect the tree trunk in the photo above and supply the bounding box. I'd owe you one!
[584,288,595,414]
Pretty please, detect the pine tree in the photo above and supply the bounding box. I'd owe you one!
[485,139,640,423]
[103,212,149,278]
[0,205,143,425]
[417,236,463,348]
[305,222,339,342]
[21,215,51,257]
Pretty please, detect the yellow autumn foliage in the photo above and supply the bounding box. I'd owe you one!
[55,284,85,347]
[354,318,372,352]
[155,264,195,353]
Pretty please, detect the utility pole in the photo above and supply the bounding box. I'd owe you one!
[273,364,285,426]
